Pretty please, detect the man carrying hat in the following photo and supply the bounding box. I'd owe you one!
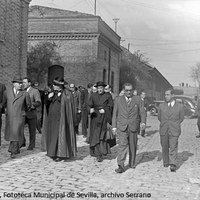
[88,81,113,162]
[1,76,31,158]
[44,77,76,161]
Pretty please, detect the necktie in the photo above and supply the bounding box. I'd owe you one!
[127,98,131,104]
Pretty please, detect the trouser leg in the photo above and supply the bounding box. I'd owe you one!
[160,133,169,165]
[27,118,37,149]
[128,131,138,167]
[169,135,179,166]
[117,130,128,168]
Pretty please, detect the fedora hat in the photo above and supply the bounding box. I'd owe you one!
[12,76,22,83]
[52,77,65,86]
[95,81,106,87]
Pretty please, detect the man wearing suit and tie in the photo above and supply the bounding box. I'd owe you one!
[158,88,184,172]
[2,76,31,158]
[22,77,41,150]
[112,83,146,173]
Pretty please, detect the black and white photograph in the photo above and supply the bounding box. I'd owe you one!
[0,0,200,199]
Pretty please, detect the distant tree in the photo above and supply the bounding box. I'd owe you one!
[120,48,151,91]
[27,42,62,85]
[191,62,200,87]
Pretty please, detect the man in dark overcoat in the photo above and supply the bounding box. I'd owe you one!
[2,77,31,158]
[158,88,184,172]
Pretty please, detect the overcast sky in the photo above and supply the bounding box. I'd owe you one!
[30,0,200,86]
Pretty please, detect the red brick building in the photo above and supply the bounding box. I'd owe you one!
[0,0,31,85]
[28,6,121,93]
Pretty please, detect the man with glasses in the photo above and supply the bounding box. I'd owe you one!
[112,83,146,173]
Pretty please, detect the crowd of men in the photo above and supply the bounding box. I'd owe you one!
[0,76,186,173]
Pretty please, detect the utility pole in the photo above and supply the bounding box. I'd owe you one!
[94,0,96,15]
[113,18,120,33]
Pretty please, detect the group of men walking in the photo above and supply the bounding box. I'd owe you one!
[0,76,185,173]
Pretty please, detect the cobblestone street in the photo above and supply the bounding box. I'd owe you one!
[0,114,200,200]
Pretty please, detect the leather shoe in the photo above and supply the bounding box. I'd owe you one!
[96,156,103,162]
[164,164,169,167]
[129,164,136,169]
[170,164,176,172]
[27,147,33,150]
[196,135,200,138]
[55,158,62,162]
[10,153,16,159]
[115,166,125,173]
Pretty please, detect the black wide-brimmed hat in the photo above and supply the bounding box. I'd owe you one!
[52,77,65,86]
[95,81,106,87]
[12,76,22,83]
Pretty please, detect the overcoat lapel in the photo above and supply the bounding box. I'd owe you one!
[13,90,23,103]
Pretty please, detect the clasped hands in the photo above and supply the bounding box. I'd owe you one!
[90,108,105,114]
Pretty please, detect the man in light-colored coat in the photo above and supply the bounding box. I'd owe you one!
[2,77,31,158]
[112,83,146,173]
[158,88,184,172]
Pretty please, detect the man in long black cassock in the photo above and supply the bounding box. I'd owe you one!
[88,81,113,162]
[44,77,76,162]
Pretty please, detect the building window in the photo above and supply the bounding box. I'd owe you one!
[103,69,106,83]
[111,71,114,91]
[104,50,107,61]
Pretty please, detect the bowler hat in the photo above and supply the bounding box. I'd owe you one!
[95,81,106,87]
[12,76,22,83]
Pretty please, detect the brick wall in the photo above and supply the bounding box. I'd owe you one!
[0,0,31,86]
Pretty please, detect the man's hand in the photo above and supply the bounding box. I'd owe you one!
[99,109,105,114]
[112,128,117,136]
[57,92,61,97]
[48,92,54,98]
[140,123,146,130]
[90,108,94,114]
[78,110,81,113]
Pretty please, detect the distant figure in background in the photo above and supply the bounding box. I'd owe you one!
[196,97,200,138]
[92,85,97,93]
[105,84,117,100]
[2,77,31,158]
[0,83,6,146]
[119,89,124,96]
[33,82,44,134]
[140,90,147,137]
[69,83,81,135]
[133,89,138,96]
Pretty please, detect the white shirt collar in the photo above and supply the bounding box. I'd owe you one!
[168,100,175,107]
[27,86,31,92]
[125,96,132,101]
